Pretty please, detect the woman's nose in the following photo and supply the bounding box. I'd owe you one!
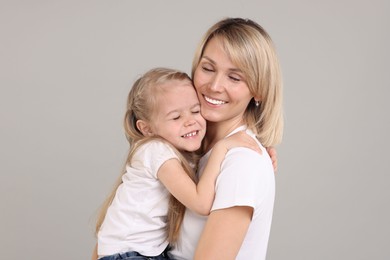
[209,74,224,92]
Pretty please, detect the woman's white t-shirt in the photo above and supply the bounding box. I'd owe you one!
[98,140,178,257]
[170,126,275,260]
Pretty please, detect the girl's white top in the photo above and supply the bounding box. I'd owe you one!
[170,126,275,260]
[98,140,178,257]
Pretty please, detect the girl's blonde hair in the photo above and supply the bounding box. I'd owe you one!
[95,67,197,244]
[192,17,284,147]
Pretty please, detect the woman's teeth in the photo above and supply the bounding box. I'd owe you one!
[204,96,226,105]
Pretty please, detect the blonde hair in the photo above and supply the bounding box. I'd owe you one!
[192,18,284,147]
[95,68,198,244]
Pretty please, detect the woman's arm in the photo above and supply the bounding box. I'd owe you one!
[158,131,259,215]
[194,206,253,259]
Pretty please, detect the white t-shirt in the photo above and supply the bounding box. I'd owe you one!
[170,126,275,260]
[98,140,178,257]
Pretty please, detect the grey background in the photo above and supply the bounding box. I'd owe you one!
[1,1,389,259]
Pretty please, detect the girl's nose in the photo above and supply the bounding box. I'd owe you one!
[184,118,196,127]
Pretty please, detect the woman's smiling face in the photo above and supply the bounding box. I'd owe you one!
[193,36,253,126]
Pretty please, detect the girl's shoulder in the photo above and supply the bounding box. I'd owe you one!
[130,138,180,173]
[140,137,169,147]
[135,138,178,158]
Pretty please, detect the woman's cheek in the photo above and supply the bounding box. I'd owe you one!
[193,68,204,88]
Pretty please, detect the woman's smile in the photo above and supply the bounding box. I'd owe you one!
[203,95,227,105]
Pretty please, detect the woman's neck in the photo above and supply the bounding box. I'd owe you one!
[203,119,245,152]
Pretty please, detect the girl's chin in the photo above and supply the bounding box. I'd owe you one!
[180,143,202,152]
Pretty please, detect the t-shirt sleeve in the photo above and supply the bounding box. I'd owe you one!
[211,147,274,212]
[135,140,179,179]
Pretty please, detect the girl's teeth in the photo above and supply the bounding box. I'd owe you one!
[205,96,226,105]
[183,131,197,137]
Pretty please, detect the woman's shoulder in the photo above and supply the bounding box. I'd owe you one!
[222,135,271,175]
[225,146,268,165]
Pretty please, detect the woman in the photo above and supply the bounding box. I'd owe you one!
[169,17,283,259]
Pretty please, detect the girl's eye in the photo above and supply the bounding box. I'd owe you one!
[192,110,200,114]
[172,116,180,120]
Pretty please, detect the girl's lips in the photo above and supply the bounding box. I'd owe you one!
[181,130,199,138]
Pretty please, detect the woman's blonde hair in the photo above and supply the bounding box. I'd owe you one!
[192,17,284,147]
[95,67,197,244]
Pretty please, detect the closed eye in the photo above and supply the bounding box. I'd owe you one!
[202,66,214,72]
[229,73,242,82]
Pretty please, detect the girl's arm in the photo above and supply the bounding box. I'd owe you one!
[158,131,259,215]
[194,206,253,259]
[91,243,98,260]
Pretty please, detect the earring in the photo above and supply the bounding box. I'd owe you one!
[255,100,260,107]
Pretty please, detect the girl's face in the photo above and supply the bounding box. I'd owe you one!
[193,37,253,127]
[150,80,206,152]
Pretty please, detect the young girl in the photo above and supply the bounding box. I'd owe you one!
[93,67,260,260]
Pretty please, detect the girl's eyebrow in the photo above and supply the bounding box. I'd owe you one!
[165,103,200,117]
[191,103,201,108]
[201,56,243,73]
[165,109,180,117]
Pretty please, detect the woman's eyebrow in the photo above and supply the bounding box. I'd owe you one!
[201,56,215,64]
[201,56,242,73]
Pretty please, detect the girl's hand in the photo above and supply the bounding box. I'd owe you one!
[216,131,262,154]
[267,146,278,172]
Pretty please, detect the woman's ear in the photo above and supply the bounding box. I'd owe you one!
[136,120,154,137]
[254,96,261,107]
